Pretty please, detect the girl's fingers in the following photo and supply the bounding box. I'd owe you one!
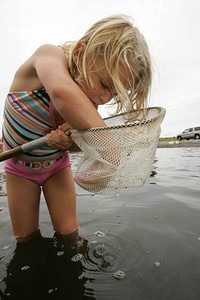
[46,130,73,149]
[58,122,72,132]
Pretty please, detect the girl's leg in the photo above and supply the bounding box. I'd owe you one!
[6,173,41,242]
[42,167,79,235]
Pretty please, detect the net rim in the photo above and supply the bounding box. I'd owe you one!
[72,107,166,134]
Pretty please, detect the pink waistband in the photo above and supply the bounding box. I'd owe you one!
[14,155,63,171]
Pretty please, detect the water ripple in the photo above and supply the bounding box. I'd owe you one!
[78,224,166,299]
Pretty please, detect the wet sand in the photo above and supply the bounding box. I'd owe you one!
[0,147,200,299]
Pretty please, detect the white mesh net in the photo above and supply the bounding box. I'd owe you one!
[71,107,166,195]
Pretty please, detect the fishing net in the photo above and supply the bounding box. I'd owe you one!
[71,107,166,195]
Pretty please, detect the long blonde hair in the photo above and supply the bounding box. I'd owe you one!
[60,14,152,116]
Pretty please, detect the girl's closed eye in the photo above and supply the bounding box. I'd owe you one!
[100,79,109,90]
[100,79,117,99]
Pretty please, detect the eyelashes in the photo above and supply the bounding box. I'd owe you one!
[100,79,109,89]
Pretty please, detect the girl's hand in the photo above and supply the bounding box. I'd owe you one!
[46,123,73,150]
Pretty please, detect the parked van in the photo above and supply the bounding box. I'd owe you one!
[177,127,200,141]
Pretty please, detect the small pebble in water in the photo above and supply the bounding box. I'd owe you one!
[71,253,83,262]
[5,293,11,297]
[21,266,30,271]
[48,287,58,294]
[3,245,11,250]
[113,270,126,280]
[57,251,64,256]
[154,261,161,268]
[93,231,105,237]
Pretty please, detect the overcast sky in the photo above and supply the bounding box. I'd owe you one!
[0,0,200,137]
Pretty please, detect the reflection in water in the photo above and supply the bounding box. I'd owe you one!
[0,229,130,300]
[1,231,95,300]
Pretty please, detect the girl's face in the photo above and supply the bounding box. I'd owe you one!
[73,44,114,107]
[73,44,131,108]
[80,64,131,109]
[82,69,115,108]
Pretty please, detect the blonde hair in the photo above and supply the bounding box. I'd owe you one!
[60,14,152,116]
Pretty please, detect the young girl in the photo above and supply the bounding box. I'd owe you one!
[2,14,152,244]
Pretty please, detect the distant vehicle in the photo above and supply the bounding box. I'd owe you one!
[177,127,200,141]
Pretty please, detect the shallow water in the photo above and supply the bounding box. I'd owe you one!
[0,147,200,299]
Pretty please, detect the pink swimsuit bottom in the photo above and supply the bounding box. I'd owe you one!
[4,152,71,186]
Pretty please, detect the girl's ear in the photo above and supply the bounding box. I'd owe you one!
[73,42,86,64]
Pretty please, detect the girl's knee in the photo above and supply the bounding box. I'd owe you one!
[15,229,41,244]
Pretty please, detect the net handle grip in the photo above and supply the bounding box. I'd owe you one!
[0,130,74,162]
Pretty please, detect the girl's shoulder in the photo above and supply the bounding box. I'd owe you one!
[9,44,65,92]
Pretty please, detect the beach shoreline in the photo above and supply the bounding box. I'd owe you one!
[158,139,200,148]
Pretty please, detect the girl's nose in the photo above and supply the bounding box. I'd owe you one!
[99,90,113,104]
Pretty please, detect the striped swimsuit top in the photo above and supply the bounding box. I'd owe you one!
[3,89,66,160]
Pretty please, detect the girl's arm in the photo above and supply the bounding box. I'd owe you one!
[32,44,106,130]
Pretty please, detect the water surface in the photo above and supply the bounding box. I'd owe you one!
[0,147,200,299]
